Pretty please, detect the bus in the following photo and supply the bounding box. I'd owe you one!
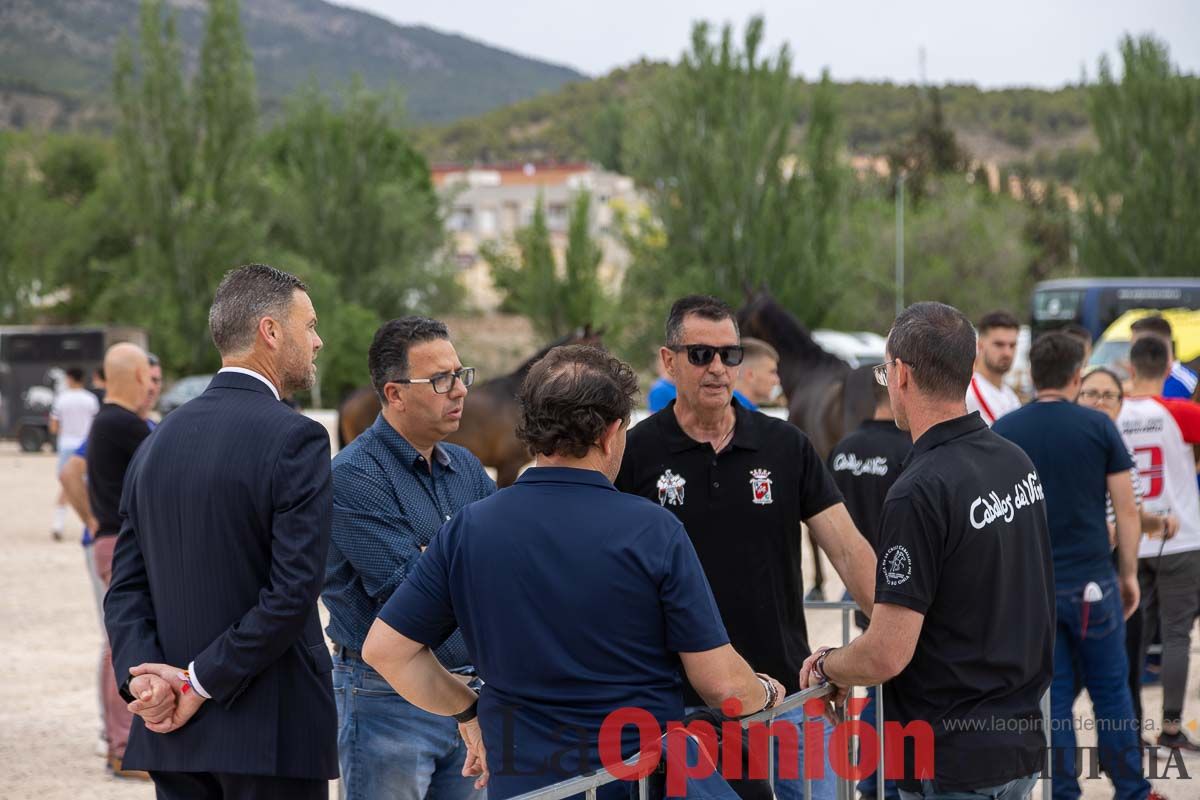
[0,325,147,451]
[1030,278,1200,341]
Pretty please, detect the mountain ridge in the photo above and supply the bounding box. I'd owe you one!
[0,0,586,128]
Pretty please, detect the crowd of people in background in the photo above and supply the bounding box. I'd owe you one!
[40,261,1200,800]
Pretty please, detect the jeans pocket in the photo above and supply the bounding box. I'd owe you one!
[354,670,399,697]
[1081,585,1121,641]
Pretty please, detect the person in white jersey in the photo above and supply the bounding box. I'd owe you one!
[965,310,1022,426]
[1118,336,1200,754]
[50,365,100,540]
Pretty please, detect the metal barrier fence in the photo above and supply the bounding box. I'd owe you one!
[508,600,1051,800]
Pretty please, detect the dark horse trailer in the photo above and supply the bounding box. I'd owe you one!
[0,326,147,452]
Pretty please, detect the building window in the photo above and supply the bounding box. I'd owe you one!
[547,203,569,230]
[477,208,496,236]
[448,206,473,231]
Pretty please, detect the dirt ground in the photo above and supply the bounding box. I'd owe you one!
[1,437,1196,799]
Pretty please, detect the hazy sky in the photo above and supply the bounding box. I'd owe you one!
[333,0,1199,87]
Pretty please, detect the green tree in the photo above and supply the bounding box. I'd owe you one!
[618,16,843,353]
[97,0,265,373]
[484,194,565,339]
[484,191,608,339]
[1079,35,1200,276]
[0,138,43,321]
[826,179,1034,332]
[887,87,969,205]
[562,191,606,331]
[263,80,459,319]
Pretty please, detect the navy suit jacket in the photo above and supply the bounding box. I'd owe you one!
[105,371,338,779]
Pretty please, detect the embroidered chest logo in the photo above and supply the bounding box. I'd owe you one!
[656,469,687,507]
[749,468,774,505]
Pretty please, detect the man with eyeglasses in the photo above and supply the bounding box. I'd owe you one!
[322,316,495,800]
[615,294,877,800]
[804,303,1055,800]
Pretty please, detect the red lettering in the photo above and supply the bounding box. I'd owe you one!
[665,720,719,796]
[829,719,879,781]
[746,719,799,779]
[598,707,662,782]
[883,720,935,780]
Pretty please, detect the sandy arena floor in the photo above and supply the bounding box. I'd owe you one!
[1,437,1196,799]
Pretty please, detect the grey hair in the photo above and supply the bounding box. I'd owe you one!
[665,295,738,347]
[208,264,307,356]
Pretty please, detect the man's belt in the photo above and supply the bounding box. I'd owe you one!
[333,643,362,660]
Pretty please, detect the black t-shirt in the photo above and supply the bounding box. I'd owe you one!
[875,412,1053,792]
[828,418,912,628]
[615,399,843,699]
[87,403,151,538]
[828,419,912,551]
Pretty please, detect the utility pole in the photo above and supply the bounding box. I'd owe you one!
[895,172,905,317]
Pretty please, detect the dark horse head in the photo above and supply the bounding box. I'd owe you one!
[497,325,606,389]
[736,291,876,458]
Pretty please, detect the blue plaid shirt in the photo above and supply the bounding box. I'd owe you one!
[322,413,496,666]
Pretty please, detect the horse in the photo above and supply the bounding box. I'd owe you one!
[335,327,604,487]
[736,292,878,597]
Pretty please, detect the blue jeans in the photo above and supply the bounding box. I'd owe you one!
[771,704,837,800]
[1051,580,1149,800]
[333,653,483,800]
[683,703,835,800]
[897,773,1039,799]
[856,690,900,800]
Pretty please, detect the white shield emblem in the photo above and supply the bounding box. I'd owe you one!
[656,469,687,507]
[749,468,773,505]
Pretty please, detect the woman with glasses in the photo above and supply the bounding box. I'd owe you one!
[1076,366,1178,734]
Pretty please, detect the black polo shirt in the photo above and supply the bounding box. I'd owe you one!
[615,399,843,699]
[828,419,912,552]
[828,418,912,628]
[875,412,1053,793]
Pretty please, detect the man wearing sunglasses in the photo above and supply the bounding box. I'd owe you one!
[615,294,877,800]
[322,317,495,800]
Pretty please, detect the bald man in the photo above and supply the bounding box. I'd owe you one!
[87,342,155,778]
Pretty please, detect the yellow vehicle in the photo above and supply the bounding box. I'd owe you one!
[1088,308,1200,381]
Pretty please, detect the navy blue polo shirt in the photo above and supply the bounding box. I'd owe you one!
[993,400,1133,589]
[379,466,729,800]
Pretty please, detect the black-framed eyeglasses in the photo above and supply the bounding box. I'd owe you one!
[392,368,475,394]
[669,344,745,367]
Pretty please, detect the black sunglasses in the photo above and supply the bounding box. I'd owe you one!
[669,344,745,367]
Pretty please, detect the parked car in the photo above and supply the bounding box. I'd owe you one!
[1088,308,1200,380]
[159,374,214,416]
[812,329,887,368]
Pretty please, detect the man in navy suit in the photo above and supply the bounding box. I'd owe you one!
[105,263,337,799]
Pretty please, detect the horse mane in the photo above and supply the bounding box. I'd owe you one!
[738,293,847,370]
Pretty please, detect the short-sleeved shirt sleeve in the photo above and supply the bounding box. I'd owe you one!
[797,433,844,520]
[874,490,943,614]
[659,524,729,653]
[1101,417,1135,475]
[378,515,459,648]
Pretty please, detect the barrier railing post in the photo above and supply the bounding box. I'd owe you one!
[1041,688,1051,800]
[876,682,885,800]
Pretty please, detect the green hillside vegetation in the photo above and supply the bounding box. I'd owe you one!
[414,61,1098,180]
